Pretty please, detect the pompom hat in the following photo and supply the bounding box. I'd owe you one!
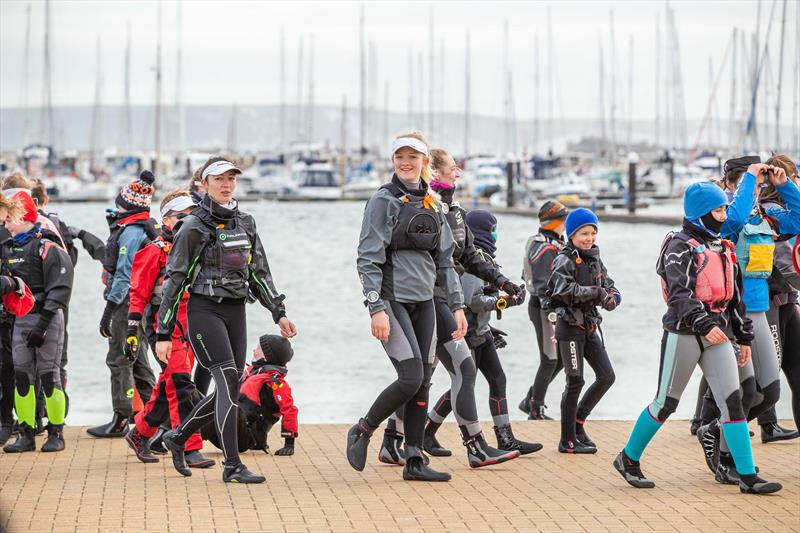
[116,170,155,211]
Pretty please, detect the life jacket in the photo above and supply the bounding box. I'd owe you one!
[381,182,441,252]
[444,202,467,259]
[522,232,563,289]
[793,238,800,278]
[4,229,63,306]
[660,232,736,313]
[190,222,252,295]
[102,211,158,286]
[733,217,775,279]
[148,238,171,307]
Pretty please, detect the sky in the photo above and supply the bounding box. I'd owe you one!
[0,0,798,122]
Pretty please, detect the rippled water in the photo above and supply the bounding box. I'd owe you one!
[51,201,792,425]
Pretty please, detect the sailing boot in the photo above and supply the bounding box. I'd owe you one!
[185,450,216,469]
[689,416,702,436]
[528,401,553,421]
[494,424,543,455]
[86,412,129,438]
[760,422,799,443]
[739,474,782,494]
[696,421,719,475]
[558,439,597,454]
[0,423,13,445]
[461,427,520,468]
[423,420,452,457]
[162,429,192,477]
[518,387,533,415]
[41,424,65,452]
[402,445,450,482]
[613,450,655,489]
[575,420,596,448]
[3,423,35,453]
[125,427,159,463]
[223,462,266,484]
[378,428,405,465]
[346,418,373,472]
[148,425,169,454]
[714,452,740,485]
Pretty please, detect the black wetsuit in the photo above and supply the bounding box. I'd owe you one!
[157,196,287,467]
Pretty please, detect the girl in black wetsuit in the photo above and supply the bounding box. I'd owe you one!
[158,157,296,484]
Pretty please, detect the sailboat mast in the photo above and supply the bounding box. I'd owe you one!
[21,4,31,145]
[154,0,162,172]
[729,28,738,152]
[627,34,633,152]
[124,21,132,152]
[307,34,315,144]
[280,27,286,150]
[464,32,471,159]
[609,10,616,162]
[428,6,434,134]
[89,36,103,172]
[383,81,389,157]
[547,7,554,154]
[655,13,660,150]
[359,4,365,158]
[439,40,445,143]
[775,0,787,149]
[296,36,304,142]
[175,0,185,155]
[794,3,799,155]
[598,33,606,157]
[40,0,54,149]
[503,19,510,154]
[533,33,539,155]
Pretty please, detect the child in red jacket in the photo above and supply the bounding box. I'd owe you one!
[124,191,213,468]
[203,334,298,455]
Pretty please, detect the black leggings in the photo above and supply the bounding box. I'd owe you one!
[0,316,14,426]
[558,328,615,442]
[758,302,800,428]
[529,300,562,405]
[430,336,509,427]
[179,296,247,466]
[364,300,435,449]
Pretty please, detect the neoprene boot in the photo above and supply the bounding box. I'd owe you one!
[223,462,266,484]
[346,418,373,472]
[739,474,782,494]
[34,417,45,436]
[402,445,450,482]
[689,416,701,436]
[3,423,35,453]
[162,429,192,477]
[696,421,719,474]
[760,422,799,443]
[148,426,168,454]
[0,423,13,445]
[41,424,65,452]
[613,450,655,489]
[86,412,128,438]
[378,428,405,465]
[558,439,597,454]
[714,452,740,485]
[125,427,159,463]
[518,387,533,415]
[528,401,553,421]
[462,427,520,468]
[494,424,543,455]
[423,421,452,457]
[186,450,216,469]
[575,420,596,447]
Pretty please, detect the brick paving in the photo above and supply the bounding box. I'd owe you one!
[0,421,798,533]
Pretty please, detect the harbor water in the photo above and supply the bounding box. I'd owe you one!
[53,200,793,426]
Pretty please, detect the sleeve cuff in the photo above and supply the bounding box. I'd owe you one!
[156,333,171,342]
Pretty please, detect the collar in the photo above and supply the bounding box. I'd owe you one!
[13,224,41,246]
[540,229,565,242]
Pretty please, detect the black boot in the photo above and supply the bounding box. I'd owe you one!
[494,424,542,455]
[162,429,192,477]
[41,424,65,452]
[462,427,520,468]
[86,412,129,438]
[689,417,702,436]
[378,428,405,465]
[34,417,45,436]
[148,425,169,454]
[518,387,533,415]
[346,418,373,472]
[223,462,266,484]
[613,450,655,488]
[714,452,740,485]
[423,420,452,457]
[125,427,159,463]
[3,423,35,453]
[528,402,553,421]
[0,423,13,445]
[696,421,719,475]
[739,473,782,494]
[186,450,216,469]
[558,439,597,454]
[760,422,799,443]
[575,421,596,448]
[402,445,450,482]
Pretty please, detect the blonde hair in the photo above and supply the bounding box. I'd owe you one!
[429,148,452,174]
[393,131,432,182]
[1,171,33,191]
[0,192,24,223]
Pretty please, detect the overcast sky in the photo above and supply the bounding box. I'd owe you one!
[1,0,797,122]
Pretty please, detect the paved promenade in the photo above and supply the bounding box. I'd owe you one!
[1,421,798,533]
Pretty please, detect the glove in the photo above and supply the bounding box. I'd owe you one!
[499,278,526,301]
[26,311,53,348]
[496,294,523,310]
[0,276,19,295]
[594,287,609,305]
[490,327,508,350]
[602,290,621,311]
[275,437,295,456]
[99,301,118,339]
[123,314,141,363]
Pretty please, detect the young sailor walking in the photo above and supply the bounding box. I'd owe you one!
[547,208,619,454]
[347,133,472,482]
[158,157,296,484]
[614,182,782,494]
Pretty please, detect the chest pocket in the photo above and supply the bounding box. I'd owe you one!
[390,201,441,251]
[202,226,252,287]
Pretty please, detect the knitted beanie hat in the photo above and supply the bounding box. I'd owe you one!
[116,170,155,211]
[565,208,599,237]
[259,334,294,366]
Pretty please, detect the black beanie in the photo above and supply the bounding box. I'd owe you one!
[723,155,760,175]
[259,334,294,366]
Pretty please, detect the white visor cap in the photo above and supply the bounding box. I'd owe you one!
[161,195,196,217]
[391,137,429,157]
[201,160,242,180]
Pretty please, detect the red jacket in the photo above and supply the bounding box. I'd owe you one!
[128,236,188,334]
[240,363,299,437]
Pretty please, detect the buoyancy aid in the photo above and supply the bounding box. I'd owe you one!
[661,233,736,312]
[102,210,158,285]
[381,182,441,252]
[734,217,776,279]
[191,223,252,295]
